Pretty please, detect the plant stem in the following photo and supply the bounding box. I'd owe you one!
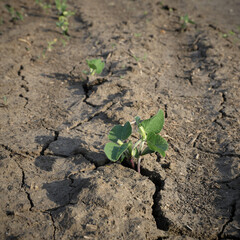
[130,157,135,169]
[137,157,141,173]
[133,139,142,150]
[117,139,124,145]
[140,141,145,154]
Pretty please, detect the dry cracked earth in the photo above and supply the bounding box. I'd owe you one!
[0,0,240,239]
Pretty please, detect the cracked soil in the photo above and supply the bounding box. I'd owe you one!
[0,0,240,239]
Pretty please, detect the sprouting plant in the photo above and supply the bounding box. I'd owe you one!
[0,96,8,108]
[104,110,168,173]
[3,96,7,105]
[134,33,142,37]
[54,0,75,35]
[35,0,51,11]
[143,53,148,61]
[60,37,68,47]
[55,0,67,15]
[222,30,236,38]
[228,30,235,36]
[56,7,75,36]
[180,14,195,31]
[86,59,105,76]
[111,43,116,48]
[56,10,74,36]
[47,38,57,51]
[222,33,228,38]
[5,4,24,21]
[133,55,140,62]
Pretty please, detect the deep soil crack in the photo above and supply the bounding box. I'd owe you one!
[19,94,29,108]
[121,159,170,232]
[11,155,35,211]
[17,65,24,76]
[217,201,237,239]
[26,192,34,210]
[40,131,59,155]
[18,64,29,107]
[49,211,57,240]
[140,167,170,231]
[82,77,108,106]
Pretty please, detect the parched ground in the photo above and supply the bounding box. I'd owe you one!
[0,0,239,239]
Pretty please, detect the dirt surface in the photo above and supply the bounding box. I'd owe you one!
[0,0,240,239]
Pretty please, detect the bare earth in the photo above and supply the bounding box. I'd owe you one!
[0,0,239,239]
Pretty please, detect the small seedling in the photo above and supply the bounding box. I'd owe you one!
[55,0,67,15]
[111,43,116,48]
[104,110,168,173]
[47,38,57,51]
[35,0,51,11]
[143,53,148,61]
[133,55,140,62]
[42,49,46,58]
[5,4,24,21]
[56,11,74,36]
[3,96,7,105]
[55,0,74,35]
[86,59,105,75]
[180,14,195,31]
[222,30,236,38]
[134,33,142,37]
[228,30,235,36]
[222,33,228,38]
[60,37,68,47]
[0,96,8,108]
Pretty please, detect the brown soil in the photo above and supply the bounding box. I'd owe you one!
[0,0,239,239]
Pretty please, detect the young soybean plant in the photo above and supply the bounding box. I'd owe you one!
[104,110,168,173]
[180,14,195,31]
[86,59,105,76]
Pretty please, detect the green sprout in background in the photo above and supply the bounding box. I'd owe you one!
[104,110,168,173]
[55,0,67,15]
[56,11,74,36]
[222,30,236,38]
[3,96,7,105]
[180,14,195,31]
[47,38,58,51]
[35,0,51,11]
[5,4,24,21]
[86,59,105,76]
[134,33,142,37]
[0,96,8,108]
[55,0,75,36]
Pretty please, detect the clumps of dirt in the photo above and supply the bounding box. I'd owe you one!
[52,164,167,239]
[0,0,240,239]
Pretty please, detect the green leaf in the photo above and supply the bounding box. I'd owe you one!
[104,142,129,162]
[131,147,140,158]
[188,19,195,24]
[139,110,164,134]
[86,59,105,75]
[135,116,141,126]
[147,132,168,157]
[141,147,154,156]
[108,121,132,143]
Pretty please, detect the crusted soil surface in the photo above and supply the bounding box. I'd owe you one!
[0,0,240,239]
